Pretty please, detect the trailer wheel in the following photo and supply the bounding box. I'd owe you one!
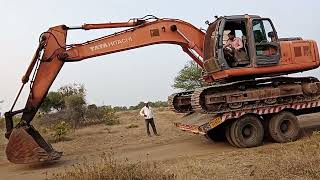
[268,111,300,143]
[225,123,236,147]
[230,120,244,147]
[230,115,264,148]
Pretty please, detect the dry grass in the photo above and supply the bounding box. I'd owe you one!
[165,133,320,180]
[49,153,175,180]
[49,134,320,180]
[2,109,320,180]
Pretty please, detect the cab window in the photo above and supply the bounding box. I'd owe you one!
[252,19,280,66]
[221,20,250,68]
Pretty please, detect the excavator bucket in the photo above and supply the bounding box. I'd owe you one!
[6,126,62,164]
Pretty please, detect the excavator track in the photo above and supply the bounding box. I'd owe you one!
[190,76,320,114]
[168,90,194,113]
[191,87,208,113]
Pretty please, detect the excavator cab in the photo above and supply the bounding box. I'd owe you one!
[203,15,284,81]
[204,15,319,83]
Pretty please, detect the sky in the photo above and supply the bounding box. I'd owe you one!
[0,0,319,112]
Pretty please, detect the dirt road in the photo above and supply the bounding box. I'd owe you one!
[0,110,319,180]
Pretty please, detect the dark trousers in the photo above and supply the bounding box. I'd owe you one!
[145,118,158,135]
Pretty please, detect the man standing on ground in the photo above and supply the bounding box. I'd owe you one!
[140,101,159,136]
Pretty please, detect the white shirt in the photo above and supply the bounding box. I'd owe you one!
[140,106,154,119]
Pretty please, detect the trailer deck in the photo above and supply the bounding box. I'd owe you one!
[175,99,320,135]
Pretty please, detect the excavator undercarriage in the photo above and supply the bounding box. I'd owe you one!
[168,76,320,114]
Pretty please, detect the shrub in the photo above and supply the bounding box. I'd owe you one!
[85,105,105,120]
[103,107,119,126]
[51,121,71,142]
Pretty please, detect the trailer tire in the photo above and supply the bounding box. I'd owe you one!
[230,120,245,148]
[231,115,264,148]
[225,123,236,147]
[268,111,300,143]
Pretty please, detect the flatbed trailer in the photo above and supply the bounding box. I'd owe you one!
[174,99,320,147]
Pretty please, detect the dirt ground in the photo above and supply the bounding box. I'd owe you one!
[0,109,320,180]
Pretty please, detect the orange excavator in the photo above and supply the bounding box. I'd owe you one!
[4,15,320,164]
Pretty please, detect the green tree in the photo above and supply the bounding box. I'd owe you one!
[64,94,86,110]
[128,101,168,110]
[58,83,86,97]
[86,104,105,120]
[60,83,86,114]
[40,91,64,112]
[173,61,203,91]
[113,106,128,112]
[129,101,145,110]
[64,94,86,128]
[40,83,86,113]
[150,101,168,108]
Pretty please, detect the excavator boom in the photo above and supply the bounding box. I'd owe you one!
[4,16,205,164]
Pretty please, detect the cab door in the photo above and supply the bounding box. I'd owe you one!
[203,18,224,74]
[251,19,280,66]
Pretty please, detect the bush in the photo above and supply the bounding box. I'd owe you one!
[85,105,105,120]
[103,107,119,126]
[51,121,71,142]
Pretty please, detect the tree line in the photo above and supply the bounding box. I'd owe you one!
[40,83,168,114]
[40,60,202,115]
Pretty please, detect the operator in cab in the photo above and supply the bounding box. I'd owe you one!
[223,31,243,50]
[223,32,249,67]
[140,101,159,137]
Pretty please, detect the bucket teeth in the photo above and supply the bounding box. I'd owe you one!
[5,126,62,164]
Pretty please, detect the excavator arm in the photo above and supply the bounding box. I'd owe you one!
[4,16,205,164]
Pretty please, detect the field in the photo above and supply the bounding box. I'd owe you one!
[1,109,320,180]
